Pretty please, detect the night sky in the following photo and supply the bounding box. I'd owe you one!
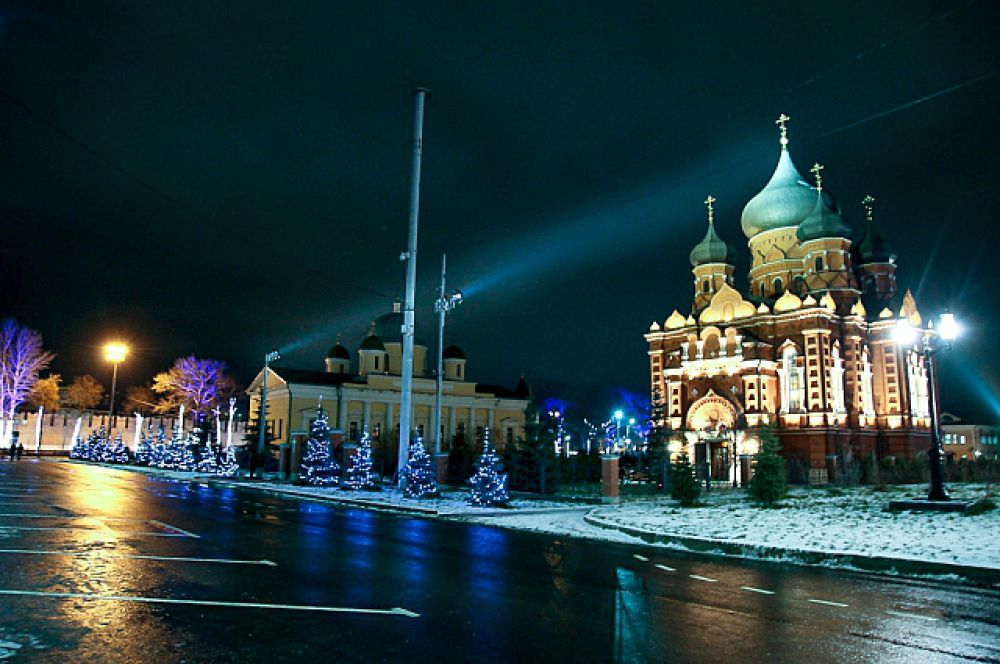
[2,2,998,420]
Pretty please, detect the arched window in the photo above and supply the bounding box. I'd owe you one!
[702,280,710,293]
[815,256,824,272]
[773,278,784,297]
[374,356,380,370]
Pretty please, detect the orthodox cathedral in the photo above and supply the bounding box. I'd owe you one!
[645,115,931,484]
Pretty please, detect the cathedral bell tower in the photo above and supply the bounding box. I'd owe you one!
[855,195,897,305]
[689,195,736,311]
[795,163,859,308]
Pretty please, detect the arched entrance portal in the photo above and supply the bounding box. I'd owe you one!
[685,391,740,485]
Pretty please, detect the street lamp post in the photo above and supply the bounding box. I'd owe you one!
[613,410,623,452]
[432,253,463,456]
[256,349,281,479]
[893,313,960,502]
[103,342,128,429]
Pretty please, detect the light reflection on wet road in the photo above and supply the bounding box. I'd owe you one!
[0,459,998,662]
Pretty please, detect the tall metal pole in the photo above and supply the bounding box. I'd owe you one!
[433,253,447,455]
[108,362,120,427]
[257,350,280,479]
[398,88,428,485]
[924,345,949,501]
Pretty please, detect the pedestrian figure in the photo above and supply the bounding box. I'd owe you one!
[7,441,14,461]
[15,443,24,461]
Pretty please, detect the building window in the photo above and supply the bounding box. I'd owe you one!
[374,356,380,370]
[815,256,823,271]
[349,421,358,441]
[506,428,514,446]
[703,280,710,293]
[773,278,784,297]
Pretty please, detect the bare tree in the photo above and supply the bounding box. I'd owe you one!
[0,319,55,445]
[64,375,105,411]
[122,384,158,415]
[152,356,237,423]
[26,374,61,411]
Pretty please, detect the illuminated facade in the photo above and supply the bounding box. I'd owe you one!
[248,301,529,453]
[646,116,932,484]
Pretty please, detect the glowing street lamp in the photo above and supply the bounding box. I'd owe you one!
[892,311,961,502]
[432,253,464,456]
[103,342,128,425]
[255,349,281,479]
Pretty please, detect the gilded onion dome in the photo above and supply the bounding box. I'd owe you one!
[796,163,851,242]
[741,114,826,239]
[689,195,735,266]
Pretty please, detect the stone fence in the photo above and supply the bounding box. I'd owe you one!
[4,410,247,454]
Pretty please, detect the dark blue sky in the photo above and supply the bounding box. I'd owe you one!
[1,1,998,420]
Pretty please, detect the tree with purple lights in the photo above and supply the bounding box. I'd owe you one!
[152,356,237,423]
[301,403,338,486]
[0,319,54,446]
[469,427,509,506]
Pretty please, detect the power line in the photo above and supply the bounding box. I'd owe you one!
[0,87,394,300]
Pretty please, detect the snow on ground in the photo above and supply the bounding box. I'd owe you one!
[582,483,1000,569]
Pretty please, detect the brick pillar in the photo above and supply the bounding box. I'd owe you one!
[601,454,620,504]
[434,453,449,484]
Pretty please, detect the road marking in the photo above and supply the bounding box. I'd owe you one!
[808,599,849,608]
[655,564,676,572]
[0,525,193,537]
[149,520,200,539]
[0,549,277,566]
[740,586,775,595]
[885,610,939,622]
[0,589,419,617]
[689,574,717,583]
[632,554,649,562]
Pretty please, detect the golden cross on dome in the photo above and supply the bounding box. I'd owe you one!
[811,162,824,191]
[776,113,791,148]
[705,195,716,224]
[862,195,875,223]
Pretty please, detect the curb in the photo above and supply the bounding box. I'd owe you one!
[583,511,1000,587]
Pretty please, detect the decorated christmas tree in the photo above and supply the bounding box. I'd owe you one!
[469,427,509,506]
[402,432,437,498]
[344,424,379,490]
[216,443,240,478]
[149,426,167,468]
[69,431,90,460]
[196,431,220,474]
[134,426,154,466]
[301,404,339,486]
[109,432,129,464]
[177,430,200,472]
[88,427,109,462]
[160,426,185,470]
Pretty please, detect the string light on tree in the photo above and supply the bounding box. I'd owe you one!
[469,427,509,506]
[402,432,438,499]
[344,424,379,490]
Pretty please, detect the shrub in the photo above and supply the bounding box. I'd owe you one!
[670,452,700,507]
[964,497,997,516]
[749,426,786,506]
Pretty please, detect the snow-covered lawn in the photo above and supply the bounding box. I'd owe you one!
[577,483,1000,569]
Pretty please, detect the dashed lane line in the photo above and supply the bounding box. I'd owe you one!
[885,610,939,622]
[689,575,718,583]
[632,554,649,562]
[0,549,277,566]
[655,564,676,572]
[809,599,849,608]
[0,589,419,617]
[740,586,775,595]
[149,519,200,539]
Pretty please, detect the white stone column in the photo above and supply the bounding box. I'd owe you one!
[385,403,394,438]
[362,401,371,429]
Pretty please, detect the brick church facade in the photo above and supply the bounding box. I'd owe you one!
[645,116,931,484]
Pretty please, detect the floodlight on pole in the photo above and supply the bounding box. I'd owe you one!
[432,253,463,456]
[256,348,281,478]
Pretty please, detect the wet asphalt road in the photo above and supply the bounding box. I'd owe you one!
[0,460,998,663]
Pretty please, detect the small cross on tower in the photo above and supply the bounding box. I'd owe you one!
[776,113,791,148]
[705,195,716,225]
[811,162,824,191]
[862,195,875,223]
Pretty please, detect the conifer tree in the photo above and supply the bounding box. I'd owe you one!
[469,427,509,506]
[109,431,129,464]
[88,426,109,462]
[344,424,379,490]
[748,426,786,506]
[160,426,185,470]
[301,404,339,486]
[402,432,437,498]
[670,445,701,506]
[216,443,240,478]
[197,430,220,474]
[134,426,154,466]
[178,430,199,471]
[149,426,167,468]
[69,431,89,460]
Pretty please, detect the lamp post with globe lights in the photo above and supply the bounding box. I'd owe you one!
[892,311,960,502]
[254,349,281,478]
[432,253,463,456]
